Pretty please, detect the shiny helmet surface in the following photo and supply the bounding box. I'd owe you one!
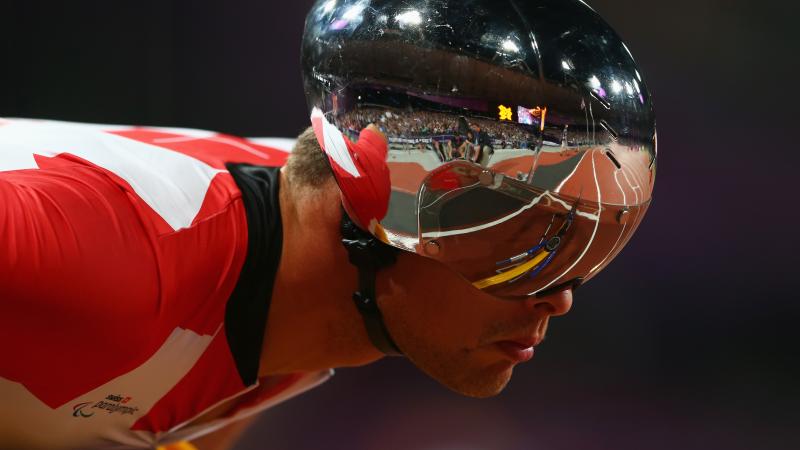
[302,0,656,299]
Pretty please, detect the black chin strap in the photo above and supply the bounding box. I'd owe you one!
[340,211,403,356]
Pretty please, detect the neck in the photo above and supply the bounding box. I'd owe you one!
[257,170,383,377]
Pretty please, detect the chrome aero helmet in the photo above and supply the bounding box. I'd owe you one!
[302,0,656,303]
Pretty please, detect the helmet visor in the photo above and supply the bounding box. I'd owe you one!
[405,160,649,298]
[320,93,654,300]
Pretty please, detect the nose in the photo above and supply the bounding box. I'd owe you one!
[524,288,573,317]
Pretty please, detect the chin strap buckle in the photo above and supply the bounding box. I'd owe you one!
[340,211,403,356]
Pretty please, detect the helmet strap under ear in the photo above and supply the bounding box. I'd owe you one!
[340,210,403,356]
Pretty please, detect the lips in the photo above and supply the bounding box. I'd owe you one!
[493,338,539,363]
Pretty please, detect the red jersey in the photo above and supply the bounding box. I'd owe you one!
[0,119,330,449]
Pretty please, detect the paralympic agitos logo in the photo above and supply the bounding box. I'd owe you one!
[72,402,95,418]
[72,394,139,418]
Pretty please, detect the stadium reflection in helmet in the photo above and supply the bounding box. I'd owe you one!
[302,0,657,299]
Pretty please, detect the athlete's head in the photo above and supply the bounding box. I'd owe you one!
[288,127,570,398]
[296,0,657,396]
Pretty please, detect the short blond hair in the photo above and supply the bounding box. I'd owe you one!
[285,126,334,188]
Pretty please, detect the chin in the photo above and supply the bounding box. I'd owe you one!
[440,362,515,399]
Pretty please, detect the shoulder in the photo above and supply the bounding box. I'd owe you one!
[0,118,293,170]
[0,118,295,230]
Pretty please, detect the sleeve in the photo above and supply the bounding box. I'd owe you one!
[0,163,161,404]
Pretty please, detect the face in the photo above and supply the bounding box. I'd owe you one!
[377,252,573,398]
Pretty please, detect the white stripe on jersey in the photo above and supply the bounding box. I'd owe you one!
[0,120,223,231]
[246,137,295,153]
[0,327,215,449]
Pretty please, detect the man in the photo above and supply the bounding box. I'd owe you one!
[0,119,571,450]
[470,124,494,167]
[0,0,656,448]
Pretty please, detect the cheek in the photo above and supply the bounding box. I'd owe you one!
[378,255,508,349]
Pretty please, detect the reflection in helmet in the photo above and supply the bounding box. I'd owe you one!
[303,0,656,298]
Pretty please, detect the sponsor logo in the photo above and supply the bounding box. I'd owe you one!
[72,394,140,418]
[498,104,513,121]
[72,402,94,418]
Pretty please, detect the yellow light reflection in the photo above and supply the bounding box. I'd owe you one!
[498,105,513,121]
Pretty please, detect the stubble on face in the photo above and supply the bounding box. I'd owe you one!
[398,326,515,398]
[379,264,548,398]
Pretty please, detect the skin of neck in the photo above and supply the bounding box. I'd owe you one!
[257,169,385,377]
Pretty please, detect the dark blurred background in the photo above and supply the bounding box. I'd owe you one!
[2,1,798,449]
